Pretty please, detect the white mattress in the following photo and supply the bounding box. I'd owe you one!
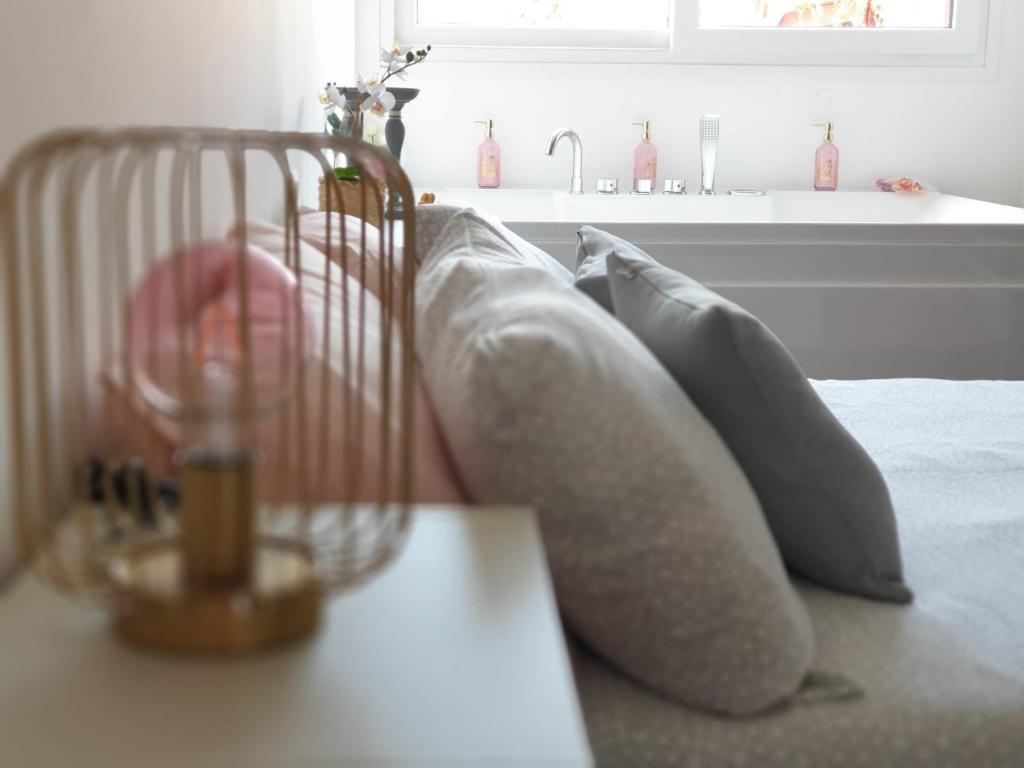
[575,379,1024,768]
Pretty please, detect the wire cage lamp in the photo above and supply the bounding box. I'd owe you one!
[0,127,417,653]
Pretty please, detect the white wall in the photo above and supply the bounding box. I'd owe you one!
[0,0,354,583]
[360,1,1024,206]
[0,0,353,174]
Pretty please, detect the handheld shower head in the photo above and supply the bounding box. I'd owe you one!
[700,114,720,144]
[699,115,720,196]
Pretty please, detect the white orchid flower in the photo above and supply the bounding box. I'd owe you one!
[356,73,376,94]
[358,79,396,116]
[380,43,410,67]
[328,85,347,108]
[381,42,422,79]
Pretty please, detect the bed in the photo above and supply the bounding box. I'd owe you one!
[573,377,1024,767]
[5,125,1021,763]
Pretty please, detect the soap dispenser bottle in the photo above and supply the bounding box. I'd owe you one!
[814,122,839,191]
[475,119,501,189]
[632,120,658,193]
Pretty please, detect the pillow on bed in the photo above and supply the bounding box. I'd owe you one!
[417,209,815,716]
[574,225,616,312]
[419,204,573,281]
[232,213,409,318]
[238,222,467,504]
[602,237,912,604]
[415,203,464,263]
[109,236,467,506]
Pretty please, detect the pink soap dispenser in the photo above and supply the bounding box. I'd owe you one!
[475,119,501,189]
[632,120,658,193]
[814,122,839,191]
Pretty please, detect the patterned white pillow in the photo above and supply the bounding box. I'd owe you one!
[417,210,816,716]
[414,204,572,282]
[414,203,463,264]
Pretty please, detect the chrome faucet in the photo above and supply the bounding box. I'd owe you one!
[545,128,584,195]
[699,115,720,196]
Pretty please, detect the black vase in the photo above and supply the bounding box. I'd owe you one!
[383,88,419,163]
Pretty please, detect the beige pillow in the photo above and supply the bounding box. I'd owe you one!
[104,230,466,506]
[416,210,815,716]
[232,211,409,319]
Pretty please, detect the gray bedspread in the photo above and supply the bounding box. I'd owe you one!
[575,379,1024,768]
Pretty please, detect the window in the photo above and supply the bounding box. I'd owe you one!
[416,0,670,31]
[387,0,990,66]
[699,1,954,29]
[398,0,672,51]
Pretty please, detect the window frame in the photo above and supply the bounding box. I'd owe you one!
[385,0,991,67]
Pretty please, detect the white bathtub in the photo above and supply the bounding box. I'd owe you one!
[420,189,1024,380]
[425,188,1024,226]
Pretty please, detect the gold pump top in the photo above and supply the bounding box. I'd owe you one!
[633,120,652,140]
[475,119,494,138]
[825,122,834,141]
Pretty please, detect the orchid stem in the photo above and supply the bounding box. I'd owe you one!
[380,55,426,86]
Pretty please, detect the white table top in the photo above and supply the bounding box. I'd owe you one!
[0,505,593,768]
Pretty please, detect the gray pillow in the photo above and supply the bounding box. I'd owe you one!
[574,225,615,311]
[601,237,911,604]
[417,210,816,716]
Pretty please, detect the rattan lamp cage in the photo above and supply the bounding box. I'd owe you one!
[0,128,417,653]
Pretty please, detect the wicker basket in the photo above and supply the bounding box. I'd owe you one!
[318,175,386,228]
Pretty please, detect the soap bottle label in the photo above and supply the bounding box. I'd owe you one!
[818,160,834,184]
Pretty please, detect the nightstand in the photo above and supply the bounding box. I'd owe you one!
[0,505,593,767]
